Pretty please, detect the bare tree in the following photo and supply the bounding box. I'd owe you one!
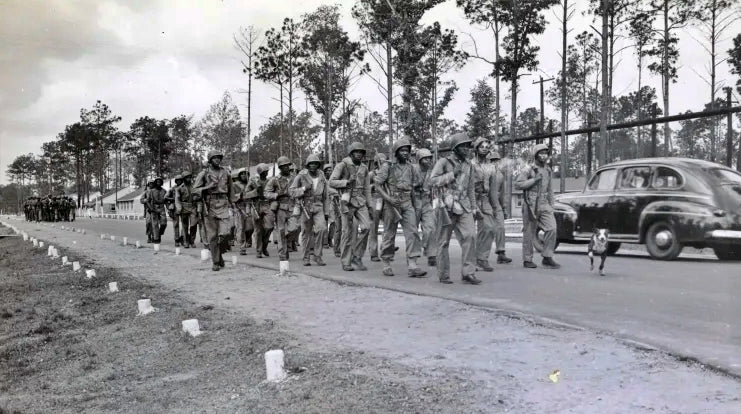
[234,25,262,169]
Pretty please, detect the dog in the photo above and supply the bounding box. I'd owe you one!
[588,228,610,276]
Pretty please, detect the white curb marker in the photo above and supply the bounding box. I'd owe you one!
[200,249,210,261]
[181,319,202,337]
[85,269,96,279]
[137,299,156,315]
[72,261,81,272]
[109,282,119,293]
[265,350,287,382]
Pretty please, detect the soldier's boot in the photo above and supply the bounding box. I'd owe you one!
[381,261,394,277]
[541,257,561,269]
[523,261,537,269]
[313,256,326,266]
[462,274,482,285]
[427,256,437,267]
[239,248,247,256]
[496,251,512,264]
[407,258,427,278]
[212,264,220,272]
[303,256,311,266]
[476,259,494,272]
[350,257,367,271]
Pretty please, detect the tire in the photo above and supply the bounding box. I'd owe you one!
[713,245,741,261]
[645,221,683,260]
[533,227,559,253]
[605,242,621,256]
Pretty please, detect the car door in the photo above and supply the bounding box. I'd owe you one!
[610,165,653,238]
[572,168,618,238]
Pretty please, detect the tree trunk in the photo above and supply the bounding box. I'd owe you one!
[493,16,501,138]
[386,40,394,152]
[599,0,609,166]
[662,0,671,155]
[710,0,718,163]
[560,0,568,190]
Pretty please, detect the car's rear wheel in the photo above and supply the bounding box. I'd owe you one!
[713,244,741,261]
[605,242,621,256]
[533,227,559,253]
[645,221,683,260]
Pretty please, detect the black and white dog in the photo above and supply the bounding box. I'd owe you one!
[588,228,610,276]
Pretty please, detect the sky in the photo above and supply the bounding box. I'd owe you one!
[1,0,739,184]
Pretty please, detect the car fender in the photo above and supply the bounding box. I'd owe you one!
[638,199,717,243]
[553,201,577,241]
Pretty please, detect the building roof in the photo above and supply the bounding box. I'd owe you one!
[100,187,136,204]
[116,188,147,202]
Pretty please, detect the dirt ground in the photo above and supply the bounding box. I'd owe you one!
[2,220,741,413]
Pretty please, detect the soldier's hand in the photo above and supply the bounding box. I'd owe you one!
[533,174,543,183]
[346,178,356,188]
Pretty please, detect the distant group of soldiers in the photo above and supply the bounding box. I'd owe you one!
[139,132,560,282]
[23,195,76,222]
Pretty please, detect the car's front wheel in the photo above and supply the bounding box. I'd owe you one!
[713,244,741,261]
[645,221,683,260]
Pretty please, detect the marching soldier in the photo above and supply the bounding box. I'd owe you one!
[146,177,168,244]
[166,174,183,246]
[368,153,387,262]
[141,181,154,242]
[472,138,496,272]
[231,167,255,255]
[430,133,481,285]
[265,156,296,262]
[196,160,209,248]
[245,163,273,258]
[175,171,198,248]
[289,154,329,266]
[413,148,437,266]
[375,138,427,278]
[324,163,341,257]
[192,151,233,271]
[488,150,512,264]
[514,143,560,269]
[329,142,372,272]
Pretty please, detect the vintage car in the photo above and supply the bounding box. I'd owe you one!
[535,158,741,261]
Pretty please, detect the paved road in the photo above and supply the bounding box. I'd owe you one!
[8,216,741,377]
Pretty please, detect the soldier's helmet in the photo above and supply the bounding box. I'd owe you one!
[256,163,268,175]
[174,174,183,182]
[305,154,322,167]
[450,132,473,149]
[392,138,412,155]
[488,149,502,161]
[473,137,490,150]
[323,163,333,172]
[532,143,550,156]
[181,171,192,179]
[154,176,164,183]
[231,167,245,178]
[373,153,387,164]
[416,148,433,160]
[207,150,223,161]
[347,142,366,155]
[277,156,291,167]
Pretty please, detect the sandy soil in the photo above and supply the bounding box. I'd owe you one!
[2,220,741,413]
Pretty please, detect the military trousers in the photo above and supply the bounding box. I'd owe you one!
[150,210,167,243]
[234,208,254,252]
[340,203,371,267]
[380,200,421,264]
[254,208,274,255]
[475,212,496,263]
[273,208,291,261]
[204,200,231,265]
[179,208,198,246]
[492,209,506,253]
[301,206,326,261]
[416,202,438,258]
[368,196,383,259]
[168,209,180,243]
[521,206,557,262]
[437,210,476,281]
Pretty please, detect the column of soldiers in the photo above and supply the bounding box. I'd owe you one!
[23,195,76,222]
[138,135,560,277]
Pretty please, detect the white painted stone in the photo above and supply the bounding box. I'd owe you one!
[135,241,141,249]
[137,299,155,315]
[100,234,105,239]
[108,282,119,293]
[153,244,160,252]
[48,245,54,256]
[85,269,96,279]
[73,241,77,245]
[72,261,81,272]
[39,241,44,249]
[62,256,68,265]
[110,235,115,241]
[232,255,238,265]
[279,260,290,276]
[200,249,210,261]
[22,233,28,241]
[265,350,287,382]
[175,247,181,256]
[181,319,202,337]
[122,237,128,246]
[82,229,86,234]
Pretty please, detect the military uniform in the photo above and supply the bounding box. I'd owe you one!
[193,151,233,269]
[265,157,296,261]
[166,176,183,246]
[231,168,255,255]
[329,142,372,271]
[367,153,387,262]
[175,171,198,248]
[488,151,511,263]
[145,178,168,244]
[430,133,480,284]
[472,138,496,271]
[324,164,342,257]
[374,139,425,277]
[413,148,438,266]
[140,183,153,242]
[245,163,273,258]
[514,143,559,268]
[289,154,329,266]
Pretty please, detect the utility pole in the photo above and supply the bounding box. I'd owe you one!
[726,87,737,168]
[533,76,555,144]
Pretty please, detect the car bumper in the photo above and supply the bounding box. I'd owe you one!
[705,230,741,240]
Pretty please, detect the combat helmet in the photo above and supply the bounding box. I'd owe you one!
[472,137,490,150]
[207,150,223,161]
[323,163,333,172]
[305,154,322,167]
[488,149,502,161]
[181,170,192,179]
[231,167,246,178]
[532,143,550,156]
[392,138,412,155]
[347,142,366,155]
[277,156,291,167]
[416,148,433,160]
[449,132,473,149]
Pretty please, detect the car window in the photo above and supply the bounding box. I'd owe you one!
[652,167,683,189]
[618,166,652,189]
[588,169,617,191]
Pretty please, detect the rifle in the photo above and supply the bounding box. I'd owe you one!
[432,186,452,227]
[382,183,403,222]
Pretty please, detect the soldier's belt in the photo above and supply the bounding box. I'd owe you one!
[207,193,228,199]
